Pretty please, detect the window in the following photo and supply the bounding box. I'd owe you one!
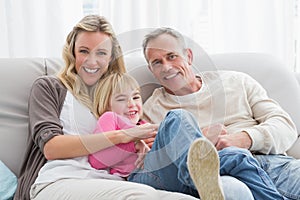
[83,0,99,15]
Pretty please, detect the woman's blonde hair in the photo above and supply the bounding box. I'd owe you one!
[94,73,141,118]
[57,15,126,116]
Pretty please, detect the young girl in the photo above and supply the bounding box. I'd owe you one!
[89,73,150,177]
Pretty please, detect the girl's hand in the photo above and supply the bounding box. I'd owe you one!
[134,140,150,168]
[122,123,158,143]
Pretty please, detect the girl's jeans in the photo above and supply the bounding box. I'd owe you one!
[128,109,283,200]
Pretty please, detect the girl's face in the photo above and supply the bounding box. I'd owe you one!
[74,31,112,86]
[110,89,143,124]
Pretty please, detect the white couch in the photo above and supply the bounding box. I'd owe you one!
[0,53,299,194]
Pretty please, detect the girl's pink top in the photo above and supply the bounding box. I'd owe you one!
[88,111,146,177]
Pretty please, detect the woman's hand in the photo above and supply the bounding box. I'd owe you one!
[122,123,158,143]
[134,140,150,168]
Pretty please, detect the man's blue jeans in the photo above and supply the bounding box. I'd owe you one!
[254,154,300,200]
[128,109,283,200]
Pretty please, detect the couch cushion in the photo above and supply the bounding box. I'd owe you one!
[44,58,64,75]
[125,56,160,102]
[0,58,46,176]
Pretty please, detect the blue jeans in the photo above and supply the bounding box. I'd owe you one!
[254,154,300,200]
[128,109,283,200]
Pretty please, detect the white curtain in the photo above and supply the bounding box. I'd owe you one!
[96,0,211,56]
[210,0,296,71]
[0,0,298,71]
[0,0,83,58]
[104,0,209,34]
[95,0,296,71]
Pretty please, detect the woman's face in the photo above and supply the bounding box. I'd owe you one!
[74,31,113,86]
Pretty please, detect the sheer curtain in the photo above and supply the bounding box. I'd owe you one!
[0,0,298,71]
[96,0,296,71]
[0,0,83,58]
[210,0,296,71]
[96,0,211,56]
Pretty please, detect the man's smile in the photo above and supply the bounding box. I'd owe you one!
[164,72,180,80]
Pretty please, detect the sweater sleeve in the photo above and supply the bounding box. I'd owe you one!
[15,76,67,200]
[241,74,297,154]
[29,76,66,153]
[88,112,136,169]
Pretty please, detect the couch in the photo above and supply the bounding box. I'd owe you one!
[0,53,299,196]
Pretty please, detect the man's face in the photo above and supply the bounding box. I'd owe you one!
[145,34,195,95]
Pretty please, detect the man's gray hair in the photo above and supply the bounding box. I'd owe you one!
[142,27,187,59]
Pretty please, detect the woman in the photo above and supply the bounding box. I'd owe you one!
[14,15,196,200]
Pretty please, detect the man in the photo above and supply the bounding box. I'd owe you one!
[142,28,299,200]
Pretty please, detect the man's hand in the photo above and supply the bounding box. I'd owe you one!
[215,131,252,150]
[142,137,155,149]
[202,124,227,145]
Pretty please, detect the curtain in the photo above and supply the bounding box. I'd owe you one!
[210,0,296,71]
[0,0,83,58]
[0,0,298,71]
[96,0,296,71]
[95,0,212,59]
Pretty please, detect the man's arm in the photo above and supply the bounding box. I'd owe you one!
[224,74,297,154]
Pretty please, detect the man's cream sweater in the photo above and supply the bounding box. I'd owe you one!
[143,71,297,155]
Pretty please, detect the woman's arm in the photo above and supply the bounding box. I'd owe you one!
[44,130,128,160]
[30,77,157,160]
[89,112,136,168]
[44,125,157,160]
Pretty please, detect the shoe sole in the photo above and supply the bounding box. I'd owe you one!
[187,138,225,200]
